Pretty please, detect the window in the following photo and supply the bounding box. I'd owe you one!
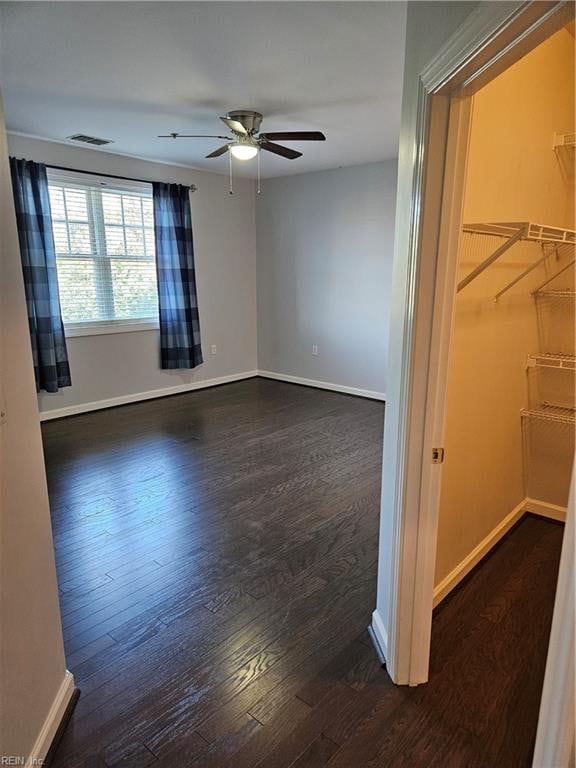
[47,170,158,331]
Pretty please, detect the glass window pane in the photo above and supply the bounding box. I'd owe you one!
[145,228,155,256]
[125,227,145,257]
[68,223,92,254]
[122,196,142,226]
[110,260,158,319]
[65,188,88,220]
[56,257,99,323]
[49,176,157,326]
[49,187,65,219]
[102,193,123,225]
[142,199,154,227]
[105,226,125,256]
[52,222,69,254]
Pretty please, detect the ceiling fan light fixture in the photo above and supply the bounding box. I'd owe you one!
[230,142,258,160]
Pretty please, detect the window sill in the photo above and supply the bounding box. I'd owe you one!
[64,321,159,338]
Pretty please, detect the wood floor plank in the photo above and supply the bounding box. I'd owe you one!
[289,733,339,768]
[42,379,562,768]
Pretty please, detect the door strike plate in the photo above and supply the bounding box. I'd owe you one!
[432,447,445,464]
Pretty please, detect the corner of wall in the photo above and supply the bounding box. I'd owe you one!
[0,84,71,760]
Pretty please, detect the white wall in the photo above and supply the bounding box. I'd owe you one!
[10,135,397,413]
[256,162,396,397]
[0,84,70,759]
[7,134,258,416]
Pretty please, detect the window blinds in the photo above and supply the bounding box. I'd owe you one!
[47,169,158,327]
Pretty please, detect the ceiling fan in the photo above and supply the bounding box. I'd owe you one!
[159,109,326,161]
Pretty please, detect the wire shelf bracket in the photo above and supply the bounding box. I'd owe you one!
[458,223,526,293]
[458,222,576,295]
[532,258,576,295]
[494,245,551,302]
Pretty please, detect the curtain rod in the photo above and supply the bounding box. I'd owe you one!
[46,164,198,192]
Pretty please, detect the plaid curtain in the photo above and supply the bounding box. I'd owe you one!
[152,182,203,369]
[9,157,71,393]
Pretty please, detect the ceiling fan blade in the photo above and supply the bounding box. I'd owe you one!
[205,144,230,158]
[158,133,230,139]
[259,141,302,160]
[220,116,248,135]
[259,131,326,142]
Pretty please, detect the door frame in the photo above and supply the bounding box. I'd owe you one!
[380,0,575,687]
[533,464,575,767]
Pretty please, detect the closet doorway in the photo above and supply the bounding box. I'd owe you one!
[403,8,575,763]
[377,3,574,760]
[434,26,574,607]
[428,22,574,757]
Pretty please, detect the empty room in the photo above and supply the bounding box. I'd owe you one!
[1,2,574,768]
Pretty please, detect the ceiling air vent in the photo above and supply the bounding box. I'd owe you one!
[67,134,114,146]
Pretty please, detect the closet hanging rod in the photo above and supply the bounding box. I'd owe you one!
[537,289,576,297]
[532,258,575,295]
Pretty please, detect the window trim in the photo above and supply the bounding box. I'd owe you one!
[64,319,159,338]
[47,168,159,333]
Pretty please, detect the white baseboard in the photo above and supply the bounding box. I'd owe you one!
[257,370,385,401]
[433,499,527,607]
[433,496,567,607]
[39,370,259,421]
[28,670,75,763]
[369,609,389,666]
[39,368,384,421]
[524,497,567,523]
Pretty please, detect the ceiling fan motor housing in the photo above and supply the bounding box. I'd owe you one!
[227,110,263,135]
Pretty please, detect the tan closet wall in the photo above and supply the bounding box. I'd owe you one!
[435,29,575,587]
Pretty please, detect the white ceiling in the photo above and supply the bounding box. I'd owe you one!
[0,2,406,178]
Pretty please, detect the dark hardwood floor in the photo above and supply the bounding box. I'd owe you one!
[41,378,563,768]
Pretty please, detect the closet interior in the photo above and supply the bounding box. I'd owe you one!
[433,25,574,602]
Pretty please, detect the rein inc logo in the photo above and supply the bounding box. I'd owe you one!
[1,759,44,766]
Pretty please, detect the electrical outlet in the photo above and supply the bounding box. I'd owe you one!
[312,344,319,357]
[210,345,217,355]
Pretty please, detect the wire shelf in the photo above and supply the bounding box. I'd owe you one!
[521,404,576,425]
[463,222,576,245]
[458,222,575,294]
[553,132,576,150]
[527,353,576,371]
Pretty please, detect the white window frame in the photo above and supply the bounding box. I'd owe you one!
[47,169,160,337]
